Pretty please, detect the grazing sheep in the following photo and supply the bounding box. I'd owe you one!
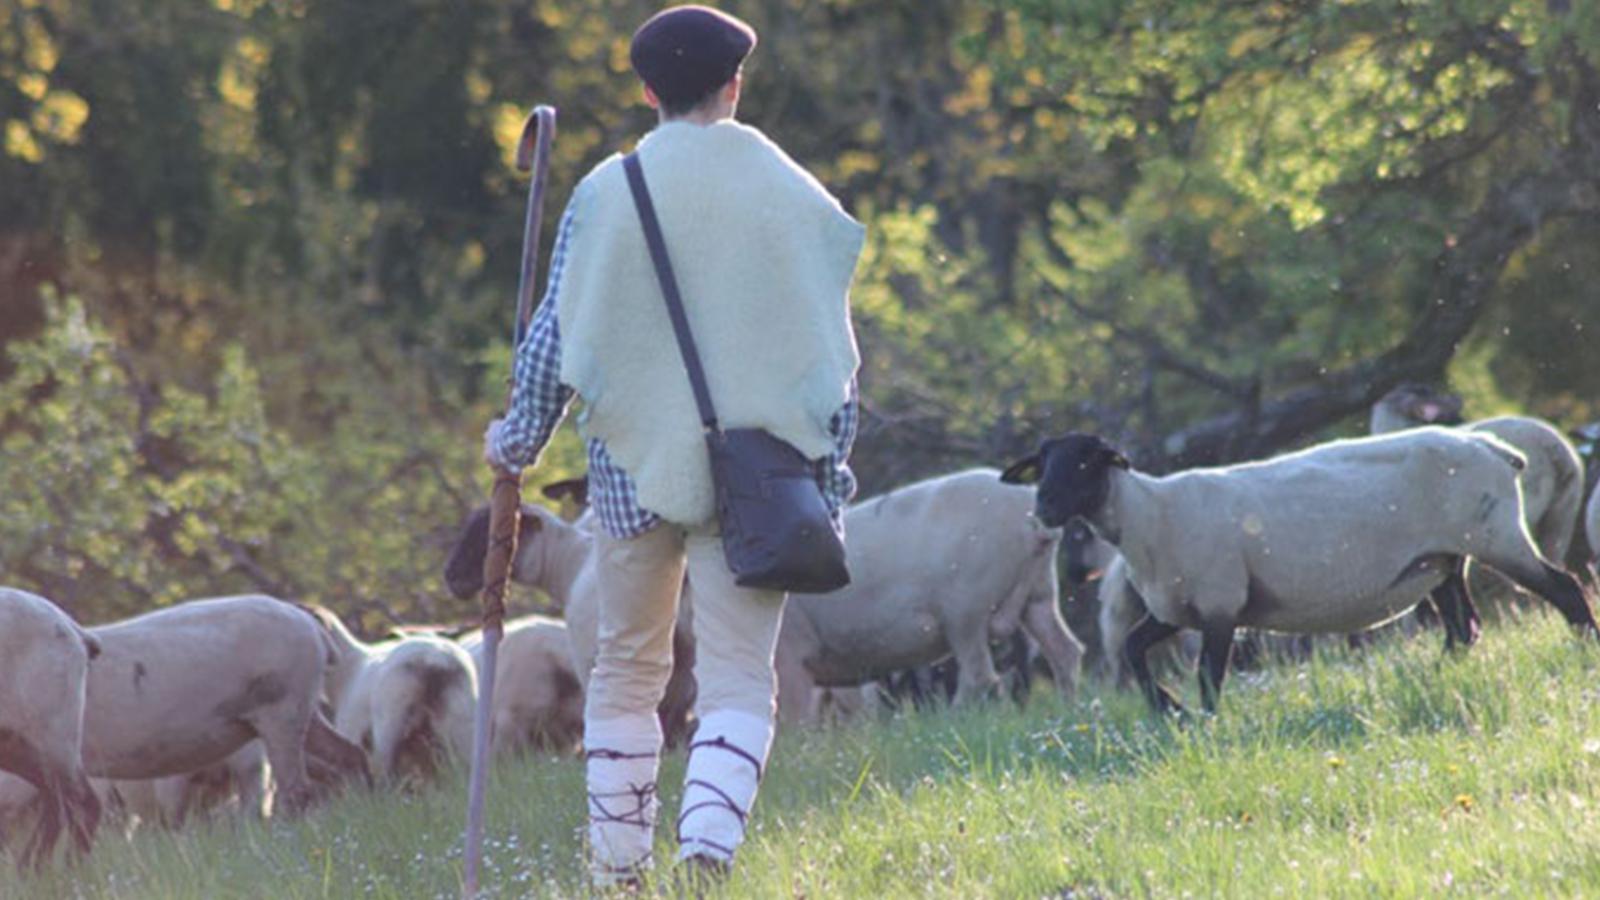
[1587,486,1600,574]
[773,468,1084,722]
[80,595,369,815]
[1372,384,1586,564]
[1062,517,1118,589]
[300,606,477,783]
[109,742,270,828]
[459,616,586,755]
[444,502,698,747]
[0,588,100,868]
[1002,430,1598,713]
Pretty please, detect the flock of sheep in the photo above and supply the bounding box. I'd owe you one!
[3,384,1599,874]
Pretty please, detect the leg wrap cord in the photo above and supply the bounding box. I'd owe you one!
[585,715,662,885]
[675,710,773,864]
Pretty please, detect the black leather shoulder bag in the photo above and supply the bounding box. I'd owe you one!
[621,152,850,594]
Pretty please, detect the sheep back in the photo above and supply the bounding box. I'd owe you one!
[1123,428,1531,635]
[793,468,1059,682]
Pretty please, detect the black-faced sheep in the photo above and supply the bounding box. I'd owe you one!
[1003,430,1598,713]
[0,588,101,868]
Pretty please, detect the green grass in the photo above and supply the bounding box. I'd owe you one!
[13,612,1600,898]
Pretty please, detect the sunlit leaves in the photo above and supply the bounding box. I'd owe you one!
[0,293,501,623]
[217,37,268,112]
[4,118,41,161]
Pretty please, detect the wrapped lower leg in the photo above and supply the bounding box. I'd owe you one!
[675,709,774,864]
[585,714,662,884]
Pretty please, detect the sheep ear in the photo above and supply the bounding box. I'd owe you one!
[540,476,590,507]
[1105,449,1130,470]
[1000,454,1042,485]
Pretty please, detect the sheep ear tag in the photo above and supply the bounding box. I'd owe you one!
[1000,454,1042,485]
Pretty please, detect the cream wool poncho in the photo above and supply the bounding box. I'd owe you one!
[557,120,864,527]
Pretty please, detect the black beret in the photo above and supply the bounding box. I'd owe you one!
[630,6,757,108]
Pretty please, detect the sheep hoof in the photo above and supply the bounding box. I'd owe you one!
[1155,687,1187,719]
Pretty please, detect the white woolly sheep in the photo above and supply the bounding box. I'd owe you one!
[459,615,586,755]
[300,606,477,783]
[0,588,101,868]
[1002,429,1598,713]
[79,595,369,814]
[773,468,1084,721]
[1372,384,1586,564]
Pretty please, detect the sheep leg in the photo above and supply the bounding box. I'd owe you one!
[773,624,819,726]
[235,761,269,820]
[1020,597,1083,701]
[1124,614,1183,715]
[1197,624,1235,713]
[25,780,63,871]
[62,771,100,857]
[659,625,699,748]
[1001,631,1033,705]
[950,625,1004,705]
[250,698,322,816]
[1430,558,1481,651]
[4,747,61,870]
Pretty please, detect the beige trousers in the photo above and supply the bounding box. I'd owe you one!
[584,523,786,880]
[588,524,786,720]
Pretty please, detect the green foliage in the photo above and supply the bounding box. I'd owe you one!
[0,292,574,630]
[2,0,1599,620]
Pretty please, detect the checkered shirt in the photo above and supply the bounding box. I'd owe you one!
[493,196,859,540]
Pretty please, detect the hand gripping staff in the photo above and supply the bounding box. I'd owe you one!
[462,104,555,899]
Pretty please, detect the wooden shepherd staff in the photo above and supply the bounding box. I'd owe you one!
[463,103,556,899]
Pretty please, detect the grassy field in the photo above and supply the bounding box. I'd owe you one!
[11,609,1600,899]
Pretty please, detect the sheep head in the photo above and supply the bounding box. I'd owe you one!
[1373,383,1465,431]
[442,504,545,600]
[1001,433,1129,529]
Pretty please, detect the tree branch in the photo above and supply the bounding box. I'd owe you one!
[1156,165,1600,470]
[1045,280,1260,402]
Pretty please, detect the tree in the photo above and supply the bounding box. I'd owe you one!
[969,0,1600,468]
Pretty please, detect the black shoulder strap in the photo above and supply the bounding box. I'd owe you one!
[622,152,719,432]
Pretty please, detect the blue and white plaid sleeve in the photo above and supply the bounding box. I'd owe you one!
[492,199,580,472]
[815,379,860,515]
